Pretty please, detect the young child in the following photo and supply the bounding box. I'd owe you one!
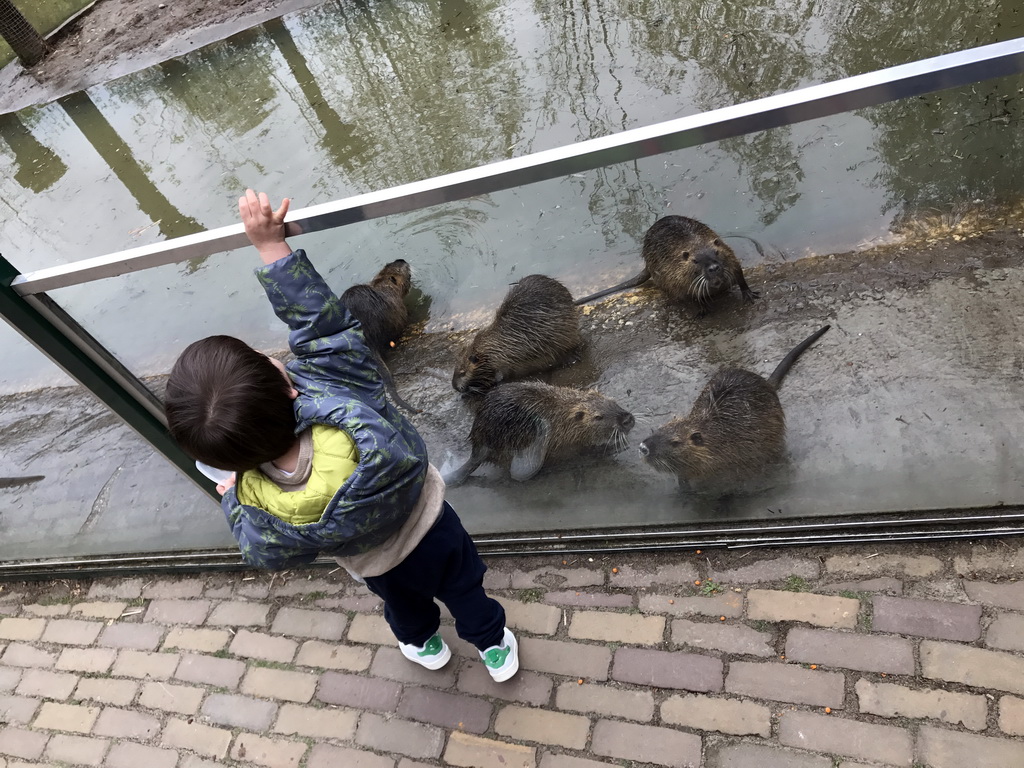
[164,189,518,682]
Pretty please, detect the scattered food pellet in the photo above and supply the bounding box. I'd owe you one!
[577,678,584,685]
[780,655,786,660]
[694,580,702,586]
[612,567,619,574]
[389,341,396,348]
[824,707,832,714]
[719,616,726,621]
[734,588,742,592]
[810,664,817,669]
[668,599,675,604]
[459,721,464,728]
[696,550,702,554]
[562,560,567,565]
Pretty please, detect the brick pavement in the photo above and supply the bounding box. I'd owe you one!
[0,541,1023,766]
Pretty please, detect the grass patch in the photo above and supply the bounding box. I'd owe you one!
[518,588,543,603]
[253,659,296,671]
[700,579,722,596]
[783,575,809,592]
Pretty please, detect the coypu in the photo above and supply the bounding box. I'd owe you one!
[341,259,419,412]
[638,325,830,491]
[452,274,582,396]
[443,381,635,484]
[574,216,759,315]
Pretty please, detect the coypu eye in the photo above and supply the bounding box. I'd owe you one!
[681,251,690,261]
[713,239,723,247]
[593,414,604,421]
[389,276,398,284]
[690,432,704,446]
[574,411,586,421]
[468,355,479,365]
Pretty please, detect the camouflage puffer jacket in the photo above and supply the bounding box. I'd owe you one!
[220,249,427,570]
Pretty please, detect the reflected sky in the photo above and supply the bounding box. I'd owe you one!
[0,0,1022,392]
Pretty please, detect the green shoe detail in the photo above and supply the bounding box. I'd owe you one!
[418,634,444,657]
[481,644,511,668]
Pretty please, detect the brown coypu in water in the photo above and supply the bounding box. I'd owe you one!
[443,381,635,484]
[638,325,830,490]
[574,215,759,315]
[341,259,419,412]
[452,274,582,396]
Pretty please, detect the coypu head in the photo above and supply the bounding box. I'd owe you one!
[644,216,738,303]
[371,259,412,297]
[637,418,712,482]
[556,390,636,454]
[452,342,501,395]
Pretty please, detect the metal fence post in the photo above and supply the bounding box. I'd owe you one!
[0,252,218,501]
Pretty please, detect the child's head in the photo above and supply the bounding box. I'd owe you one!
[164,335,297,471]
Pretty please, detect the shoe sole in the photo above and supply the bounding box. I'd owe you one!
[401,644,452,670]
[488,631,519,682]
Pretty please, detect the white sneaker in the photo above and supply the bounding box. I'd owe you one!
[479,627,519,682]
[399,632,451,670]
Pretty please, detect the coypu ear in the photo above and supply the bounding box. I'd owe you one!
[468,354,480,365]
[573,410,586,421]
[689,432,704,446]
[681,251,691,261]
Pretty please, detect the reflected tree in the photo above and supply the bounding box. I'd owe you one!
[0,110,67,192]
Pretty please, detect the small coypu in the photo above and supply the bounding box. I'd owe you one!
[638,325,830,490]
[452,274,582,396]
[443,382,635,484]
[574,215,759,315]
[341,259,419,412]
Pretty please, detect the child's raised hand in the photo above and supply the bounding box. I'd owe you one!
[216,473,237,496]
[238,189,293,264]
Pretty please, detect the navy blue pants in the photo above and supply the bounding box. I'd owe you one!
[363,502,505,652]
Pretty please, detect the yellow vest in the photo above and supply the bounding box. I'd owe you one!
[237,424,358,525]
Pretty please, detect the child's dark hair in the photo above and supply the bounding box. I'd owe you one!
[164,335,297,472]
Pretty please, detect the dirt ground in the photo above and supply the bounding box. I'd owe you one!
[0,0,322,114]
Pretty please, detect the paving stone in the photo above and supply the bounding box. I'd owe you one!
[296,640,373,671]
[55,648,116,674]
[179,757,223,768]
[825,554,943,577]
[44,734,108,766]
[139,681,204,714]
[316,595,382,612]
[0,621,44,643]
[32,702,99,733]
[483,569,513,590]
[671,618,773,657]
[371,646,458,688]
[779,711,912,766]
[348,613,395,645]
[0,668,21,692]
[162,627,230,653]
[543,591,634,609]
[87,579,143,600]
[512,567,605,589]
[230,732,307,767]
[639,592,744,618]
[706,743,833,768]
[93,707,160,739]
[271,578,345,598]
[919,724,1024,767]
[142,578,205,599]
[307,744,395,768]
[820,578,903,594]
[229,629,297,662]
[73,678,138,706]
[519,637,611,681]
[459,663,552,706]
[70,601,127,619]
[554,681,653,721]
[607,563,697,588]
[953,549,1024,577]
[174,652,246,689]
[726,661,845,708]
[236,581,272,599]
[270,607,347,640]
[397,686,492,733]
[710,556,819,584]
[612,647,723,692]
[39,620,104,646]
[539,755,620,768]
[22,604,69,617]
[785,627,915,674]
[662,693,771,737]
[200,692,277,730]
[105,742,178,768]
[857,678,987,731]
[444,731,536,768]
[964,580,1024,610]
[747,590,859,628]
[0,727,48,759]
[161,718,231,759]
[144,599,211,625]
[0,696,40,724]
[591,719,701,768]
[110,650,179,680]
[871,595,981,641]
[569,611,664,645]
[985,612,1024,652]
[1,645,54,669]
[356,711,445,759]
[497,598,561,635]
[999,695,1024,735]
[207,601,269,627]
[273,702,358,740]
[97,623,164,651]
[316,671,402,711]
[15,670,77,700]
[921,640,1024,695]
[495,705,589,748]
[242,666,318,702]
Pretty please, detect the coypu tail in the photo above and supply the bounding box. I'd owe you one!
[370,349,421,414]
[767,325,830,390]
[573,269,651,305]
[0,475,44,489]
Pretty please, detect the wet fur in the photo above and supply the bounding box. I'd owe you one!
[444,382,635,484]
[452,275,582,395]
[574,216,759,314]
[639,325,830,490]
